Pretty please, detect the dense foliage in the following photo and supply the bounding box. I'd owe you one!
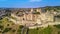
[44,6,60,11]
[54,24,60,29]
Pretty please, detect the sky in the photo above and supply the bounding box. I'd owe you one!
[0,0,60,8]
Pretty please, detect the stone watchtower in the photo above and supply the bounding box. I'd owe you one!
[23,8,33,21]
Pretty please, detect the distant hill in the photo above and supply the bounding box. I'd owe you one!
[44,6,60,10]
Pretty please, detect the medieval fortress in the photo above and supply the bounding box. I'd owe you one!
[10,8,57,26]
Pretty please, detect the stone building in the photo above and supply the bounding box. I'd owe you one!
[11,8,55,25]
[11,8,41,25]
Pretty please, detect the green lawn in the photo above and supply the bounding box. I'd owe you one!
[40,26,52,34]
[28,26,52,34]
[28,28,38,34]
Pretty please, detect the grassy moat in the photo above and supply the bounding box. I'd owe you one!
[0,17,60,34]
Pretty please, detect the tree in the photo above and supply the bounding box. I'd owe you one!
[19,25,24,29]
[7,24,10,26]
[44,6,51,11]
[12,29,16,32]
[33,11,40,14]
[0,25,4,30]
[3,28,12,32]
[0,20,2,24]
[58,31,60,34]
[5,9,11,16]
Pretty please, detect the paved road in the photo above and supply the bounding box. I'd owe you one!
[21,26,29,34]
[21,27,25,34]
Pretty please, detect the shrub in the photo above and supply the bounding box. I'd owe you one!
[19,25,24,29]
[0,31,2,33]
[0,20,2,24]
[0,25,4,30]
[54,24,60,29]
[3,28,12,32]
[58,31,60,34]
[12,29,16,32]
[17,28,21,34]
[33,11,40,14]
[7,24,10,26]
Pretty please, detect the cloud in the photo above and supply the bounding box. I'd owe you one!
[30,0,42,2]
